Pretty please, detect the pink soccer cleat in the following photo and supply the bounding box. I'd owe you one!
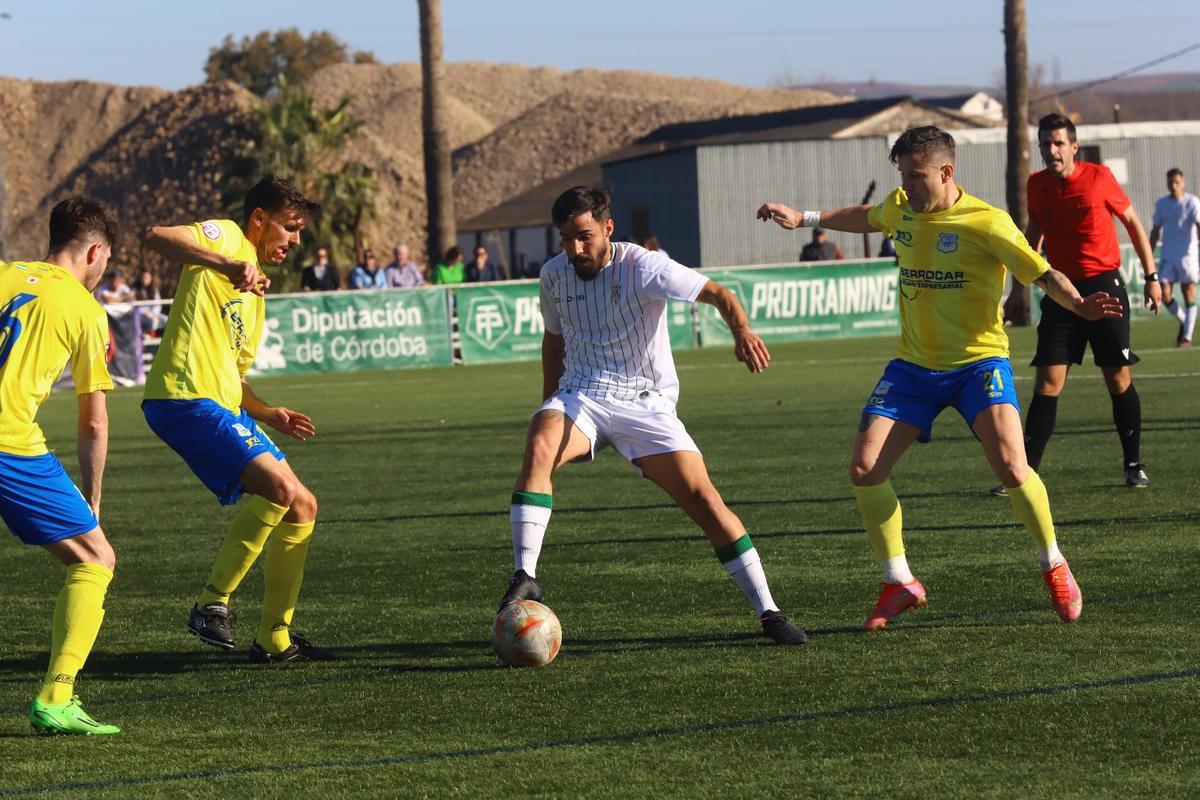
[1042,562,1083,622]
[863,579,927,631]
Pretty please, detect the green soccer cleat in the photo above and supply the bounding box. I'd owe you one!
[29,696,120,736]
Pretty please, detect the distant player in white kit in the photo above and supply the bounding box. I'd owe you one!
[496,186,807,645]
[1150,168,1200,346]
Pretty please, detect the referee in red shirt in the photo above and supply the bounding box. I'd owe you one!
[1014,113,1161,491]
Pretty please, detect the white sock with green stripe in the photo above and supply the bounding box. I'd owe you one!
[510,491,552,577]
[715,534,778,616]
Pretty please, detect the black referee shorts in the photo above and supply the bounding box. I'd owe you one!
[1031,269,1138,368]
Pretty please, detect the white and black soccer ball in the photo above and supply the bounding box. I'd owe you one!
[491,600,562,667]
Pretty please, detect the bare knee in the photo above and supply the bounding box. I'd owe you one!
[994,459,1030,489]
[687,485,729,523]
[849,457,887,487]
[1103,369,1132,395]
[92,536,116,572]
[263,475,299,508]
[288,485,318,521]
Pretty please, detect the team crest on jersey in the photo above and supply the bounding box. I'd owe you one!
[201,222,221,241]
[220,299,247,351]
[937,233,959,253]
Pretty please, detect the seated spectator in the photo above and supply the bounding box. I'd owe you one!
[466,245,503,282]
[800,228,844,261]
[385,243,427,288]
[878,235,897,259]
[134,268,166,335]
[433,246,466,285]
[641,234,670,260]
[301,246,342,292]
[96,270,136,305]
[349,249,387,290]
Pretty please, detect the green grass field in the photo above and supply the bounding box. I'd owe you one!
[1,319,1198,798]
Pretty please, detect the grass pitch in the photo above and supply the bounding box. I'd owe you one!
[1,320,1197,798]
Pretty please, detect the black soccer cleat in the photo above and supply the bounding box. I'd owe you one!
[760,610,808,645]
[1125,463,1150,488]
[187,602,236,650]
[249,633,336,664]
[497,569,542,612]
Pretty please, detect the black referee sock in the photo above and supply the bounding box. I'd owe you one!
[1023,393,1058,470]
[1111,385,1142,467]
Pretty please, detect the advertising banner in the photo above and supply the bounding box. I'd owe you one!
[456,282,696,365]
[697,259,900,345]
[251,289,452,375]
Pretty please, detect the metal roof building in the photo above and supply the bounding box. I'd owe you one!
[601,119,1200,269]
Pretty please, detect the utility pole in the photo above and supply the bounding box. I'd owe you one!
[1002,0,1031,325]
[418,0,456,271]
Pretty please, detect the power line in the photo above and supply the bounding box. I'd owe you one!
[1034,41,1200,102]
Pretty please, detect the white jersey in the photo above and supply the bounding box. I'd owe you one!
[1152,193,1200,263]
[539,242,707,404]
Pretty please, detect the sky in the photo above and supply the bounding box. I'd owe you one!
[0,0,1198,91]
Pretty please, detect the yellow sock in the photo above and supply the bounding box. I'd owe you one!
[38,563,112,706]
[854,480,905,559]
[1008,470,1056,550]
[197,495,289,606]
[259,520,315,653]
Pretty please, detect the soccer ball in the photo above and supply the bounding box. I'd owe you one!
[491,600,562,667]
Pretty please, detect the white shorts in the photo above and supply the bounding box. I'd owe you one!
[1160,255,1199,285]
[536,389,699,467]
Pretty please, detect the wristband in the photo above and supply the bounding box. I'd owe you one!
[801,210,821,228]
[1145,272,1159,282]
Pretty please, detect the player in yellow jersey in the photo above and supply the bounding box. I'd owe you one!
[142,175,332,663]
[757,126,1123,629]
[0,196,121,734]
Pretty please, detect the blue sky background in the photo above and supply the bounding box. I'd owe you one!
[0,1,1197,90]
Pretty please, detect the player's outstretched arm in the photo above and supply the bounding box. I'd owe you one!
[755,203,876,233]
[143,225,268,296]
[541,332,566,401]
[240,379,315,442]
[1119,207,1162,312]
[695,280,770,373]
[76,391,108,519]
[1036,269,1123,321]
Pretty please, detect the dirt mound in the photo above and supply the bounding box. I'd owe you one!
[8,81,257,268]
[2,62,841,268]
[306,61,841,250]
[0,77,166,253]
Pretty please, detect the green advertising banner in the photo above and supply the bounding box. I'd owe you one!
[251,288,452,375]
[697,259,900,346]
[456,281,695,365]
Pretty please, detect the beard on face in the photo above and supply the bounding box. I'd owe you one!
[572,258,605,280]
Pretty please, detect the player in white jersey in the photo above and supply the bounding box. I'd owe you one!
[1150,168,1200,346]
[497,186,807,645]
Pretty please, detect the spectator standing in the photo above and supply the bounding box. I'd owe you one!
[433,246,466,285]
[641,234,671,260]
[134,268,166,335]
[466,245,503,282]
[300,246,341,292]
[385,243,427,288]
[349,249,387,290]
[800,228,844,261]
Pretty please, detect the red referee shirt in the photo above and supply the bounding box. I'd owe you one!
[1028,161,1131,281]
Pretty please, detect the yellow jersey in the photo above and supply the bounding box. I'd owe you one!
[0,260,113,456]
[143,220,264,412]
[868,187,1050,371]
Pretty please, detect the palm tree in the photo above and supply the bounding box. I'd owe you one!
[418,0,456,270]
[227,76,378,285]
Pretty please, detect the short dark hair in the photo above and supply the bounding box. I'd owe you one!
[551,186,611,228]
[444,246,462,263]
[48,194,119,251]
[243,174,321,227]
[1037,112,1077,143]
[1168,167,1184,181]
[889,126,956,166]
